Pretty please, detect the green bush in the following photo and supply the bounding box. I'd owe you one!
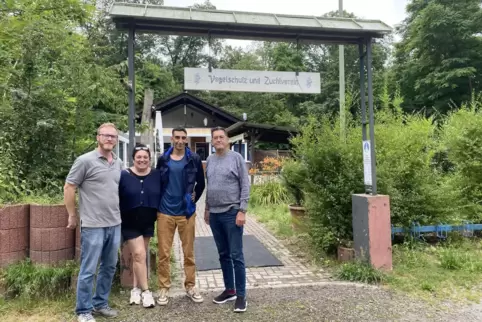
[290,116,363,253]
[290,105,450,253]
[439,96,482,221]
[280,159,308,206]
[1,259,78,301]
[375,109,450,227]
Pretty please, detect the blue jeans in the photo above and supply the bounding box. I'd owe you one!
[209,208,246,297]
[76,225,121,315]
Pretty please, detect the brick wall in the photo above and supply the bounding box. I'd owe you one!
[0,205,29,267]
[29,205,75,264]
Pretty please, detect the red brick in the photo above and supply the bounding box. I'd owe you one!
[30,204,39,228]
[30,227,75,252]
[0,206,11,230]
[75,226,81,248]
[31,205,69,229]
[41,228,50,251]
[0,204,28,230]
[65,247,74,260]
[53,205,69,227]
[75,247,81,261]
[20,205,30,228]
[66,229,75,249]
[24,226,29,249]
[120,243,134,287]
[41,251,50,264]
[30,228,41,251]
[0,230,10,253]
[4,228,27,252]
[29,250,41,263]
[0,250,27,267]
[30,248,75,265]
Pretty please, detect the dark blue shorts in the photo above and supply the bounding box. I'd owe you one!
[121,225,155,241]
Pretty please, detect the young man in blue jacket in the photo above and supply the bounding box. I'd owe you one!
[155,127,205,306]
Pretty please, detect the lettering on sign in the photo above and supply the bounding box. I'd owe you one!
[184,68,321,94]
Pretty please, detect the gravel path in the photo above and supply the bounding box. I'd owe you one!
[110,284,481,322]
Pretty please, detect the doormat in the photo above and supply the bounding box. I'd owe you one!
[194,234,284,271]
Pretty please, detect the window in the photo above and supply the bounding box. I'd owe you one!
[119,141,125,163]
[231,143,248,161]
[195,142,209,161]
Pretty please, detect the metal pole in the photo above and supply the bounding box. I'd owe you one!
[366,38,377,195]
[359,42,367,142]
[128,27,136,166]
[339,0,346,141]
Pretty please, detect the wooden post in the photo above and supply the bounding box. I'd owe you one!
[140,89,154,153]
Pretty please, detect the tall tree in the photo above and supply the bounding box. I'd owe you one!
[392,0,482,115]
[0,0,125,194]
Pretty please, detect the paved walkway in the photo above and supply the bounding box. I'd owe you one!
[170,195,330,294]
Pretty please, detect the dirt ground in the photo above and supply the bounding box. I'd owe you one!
[107,284,481,322]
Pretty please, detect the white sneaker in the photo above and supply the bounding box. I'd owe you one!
[186,286,204,303]
[142,290,155,308]
[156,288,169,306]
[78,313,96,322]
[130,287,141,305]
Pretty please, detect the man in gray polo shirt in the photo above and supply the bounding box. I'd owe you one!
[64,123,124,322]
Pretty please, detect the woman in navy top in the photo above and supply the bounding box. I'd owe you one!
[119,143,161,308]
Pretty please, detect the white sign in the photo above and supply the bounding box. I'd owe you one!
[184,68,321,94]
[362,140,372,186]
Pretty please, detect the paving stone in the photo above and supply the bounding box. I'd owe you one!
[166,193,330,294]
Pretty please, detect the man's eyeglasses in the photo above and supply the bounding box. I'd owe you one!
[99,134,118,140]
[135,146,149,151]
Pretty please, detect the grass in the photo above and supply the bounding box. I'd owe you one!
[249,199,482,304]
[386,237,482,302]
[0,260,78,321]
[248,203,294,238]
[336,261,387,284]
[330,235,482,303]
[0,237,180,320]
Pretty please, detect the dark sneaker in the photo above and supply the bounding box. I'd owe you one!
[93,306,118,318]
[213,290,237,304]
[234,296,247,313]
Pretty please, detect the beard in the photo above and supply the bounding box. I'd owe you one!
[99,142,114,151]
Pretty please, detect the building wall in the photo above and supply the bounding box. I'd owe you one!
[162,104,233,129]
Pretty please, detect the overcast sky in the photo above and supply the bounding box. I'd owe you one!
[163,0,409,47]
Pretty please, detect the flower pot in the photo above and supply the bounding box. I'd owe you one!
[288,204,306,232]
[337,246,355,262]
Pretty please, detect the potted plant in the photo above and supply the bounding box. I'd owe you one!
[280,159,308,231]
[337,240,355,262]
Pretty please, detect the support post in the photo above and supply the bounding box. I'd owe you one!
[250,134,257,185]
[366,38,377,195]
[339,0,345,141]
[128,27,136,166]
[359,42,367,143]
[350,40,391,271]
